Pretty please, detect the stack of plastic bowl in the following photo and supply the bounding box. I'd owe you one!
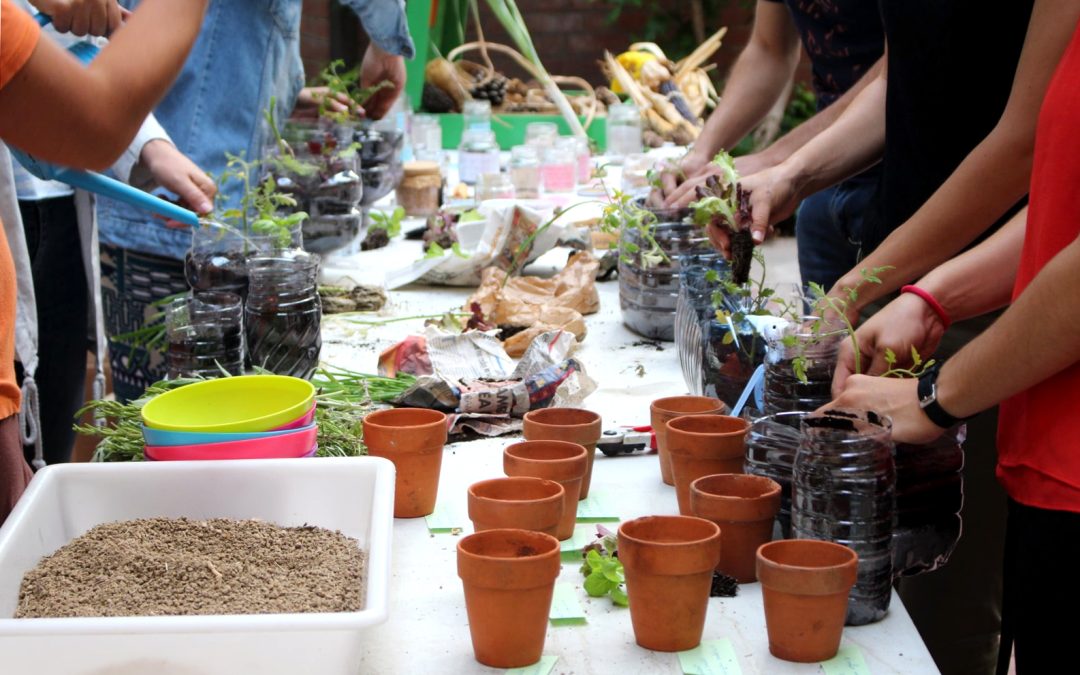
[140,375,318,461]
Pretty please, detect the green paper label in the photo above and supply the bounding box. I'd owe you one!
[506,654,558,675]
[678,638,742,675]
[548,582,587,626]
[576,491,621,522]
[424,499,467,534]
[820,644,871,675]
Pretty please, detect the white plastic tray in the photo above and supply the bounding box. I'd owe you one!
[0,457,395,675]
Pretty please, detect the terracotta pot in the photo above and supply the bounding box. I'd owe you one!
[618,515,722,652]
[522,408,602,499]
[667,415,750,515]
[757,539,859,662]
[690,474,781,582]
[362,408,448,518]
[467,477,565,537]
[503,440,588,540]
[651,396,726,486]
[458,528,561,668]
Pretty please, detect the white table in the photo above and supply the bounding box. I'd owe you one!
[319,231,939,674]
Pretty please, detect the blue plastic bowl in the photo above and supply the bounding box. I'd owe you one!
[142,423,317,448]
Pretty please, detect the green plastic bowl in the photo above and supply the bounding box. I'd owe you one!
[141,375,316,433]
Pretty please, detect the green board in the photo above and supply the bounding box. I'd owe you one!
[437,113,606,151]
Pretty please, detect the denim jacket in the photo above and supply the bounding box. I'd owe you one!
[98,0,414,260]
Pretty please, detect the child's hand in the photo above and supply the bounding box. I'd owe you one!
[140,140,215,223]
[31,0,129,37]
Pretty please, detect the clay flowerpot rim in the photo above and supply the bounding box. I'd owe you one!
[619,515,721,548]
[757,540,858,574]
[457,528,562,590]
[468,477,565,504]
[691,474,781,501]
[651,396,727,416]
[363,407,448,430]
[504,440,589,463]
[667,414,750,438]
[523,408,601,429]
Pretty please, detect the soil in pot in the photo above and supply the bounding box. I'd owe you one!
[756,539,858,663]
[522,408,602,499]
[503,440,588,540]
[650,395,727,486]
[363,408,448,518]
[467,477,565,537]
[690,473,781,582]
[666,415,751,515]
[618,515,721,652]
[457,528,561,668]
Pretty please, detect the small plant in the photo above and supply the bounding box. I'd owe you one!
[217,152,308,249]
[369,206,405,238]
[580,528,628,607]
[314,59,394,122]
[421,240,470,260]
[802,266,893,378]
[689,150,753,284]
[881,346,936,379]
[599,188,667,268]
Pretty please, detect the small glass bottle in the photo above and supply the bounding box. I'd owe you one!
[555,136,590,185]
[411,113,443,163]
[475,172,515,202]
[541,145,576,193]
[524,122,558,149]
[458,129,501,185]
[463,99,493,132]
[397,160,443,217]
[607,101,643,159]
[509,145,541,199]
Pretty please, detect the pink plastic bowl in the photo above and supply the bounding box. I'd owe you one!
[272,402,317,431]
[143,424,318,461]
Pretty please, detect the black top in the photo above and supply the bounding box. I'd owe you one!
[866,0,1034,250]
[765,0,885,109]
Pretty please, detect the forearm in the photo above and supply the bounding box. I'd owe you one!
[938,234,1080,418]
[917,206,1026,322]
[755,58,885,168]
[778,72,886,200]
[340,0,414,58]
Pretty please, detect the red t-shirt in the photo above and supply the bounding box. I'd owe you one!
[997,20,1080,512]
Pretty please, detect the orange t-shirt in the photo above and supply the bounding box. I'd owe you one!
[0,0,42,418]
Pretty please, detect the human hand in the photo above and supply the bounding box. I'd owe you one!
[359,43,405,120]
[294,86,358,119]
[736,163,802,245]
[654,151,708,206]
[831,292,947,396]
[31,0,128,36]
[140,140,215,224]
[825,375,944,445]
[733,151,776,179]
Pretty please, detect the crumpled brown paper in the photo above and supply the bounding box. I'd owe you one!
[467,251,600,357]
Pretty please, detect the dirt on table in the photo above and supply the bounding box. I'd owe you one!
[15,517,366,618]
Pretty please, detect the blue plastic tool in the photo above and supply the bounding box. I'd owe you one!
[8,13,200,227]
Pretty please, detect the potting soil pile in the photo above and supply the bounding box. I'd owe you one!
[15,517,366,618]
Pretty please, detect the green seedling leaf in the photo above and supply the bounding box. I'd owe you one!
[884,347,897,367]
[450,242,470,259]
[610,586,629,607]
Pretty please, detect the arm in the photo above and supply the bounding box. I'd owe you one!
[340,0,414,120]
[660,0,801,203]
[29,0,124,37]
[832,207,1027,394]
[0,0,207,171]
[830,0,1079,313]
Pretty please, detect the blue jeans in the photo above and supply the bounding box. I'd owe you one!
[795,170,880,291]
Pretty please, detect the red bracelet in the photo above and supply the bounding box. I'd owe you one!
[901,285,952,329]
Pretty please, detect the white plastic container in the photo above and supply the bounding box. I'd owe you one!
[0,457,395,675]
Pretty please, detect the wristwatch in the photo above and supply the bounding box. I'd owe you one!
[917,361,967,429]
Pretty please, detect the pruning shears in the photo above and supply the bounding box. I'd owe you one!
[597,426,655,457]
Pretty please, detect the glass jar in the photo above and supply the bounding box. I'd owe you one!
[245,251,322,379]
[793,409,896,626]
[410,113,443,163]
[606,101,643,159]
[475,171,515,202]
[463,99,493,132]
[621,153,653,195]
[509,145,541,199]
[165,291,244,379]
[541,145,576,193]
[763,319,846,414]
[524,122,558,149]
[397,160,443,217]
[458,129,500,185]
[555,136,589,185]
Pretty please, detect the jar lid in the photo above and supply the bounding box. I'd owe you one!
[403,160,441,178]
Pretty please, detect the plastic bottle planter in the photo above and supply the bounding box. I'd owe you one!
[355,127,404,209]
[703,317,767,409]
[165,292,244,379]
[186,222,251,296]
[618,202,710,341]
[244,252,322,379]
[666,415,750,516]
[744,411,808,539]
[675,253,730,396]
[503,440,588,540]
[457,529,561,668]
[763,319,845,415]
[521,408,602,499]
[467,477,565,538]
[793,409,896,626]
[650,396,727,486]
[363,408,448,518]
[618,516,721,652]
[892,430,965,577]
[690,474,781,583]
[757,540,858,662]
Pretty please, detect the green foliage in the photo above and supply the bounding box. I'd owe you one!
[369,206,405,238]
[580,535,628,607]
[881,345,936,379]
[689,150,742,234]
[421,240,471,260]
[803,266,895,377]
[314,59,394,122]
[599,190,667,268]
